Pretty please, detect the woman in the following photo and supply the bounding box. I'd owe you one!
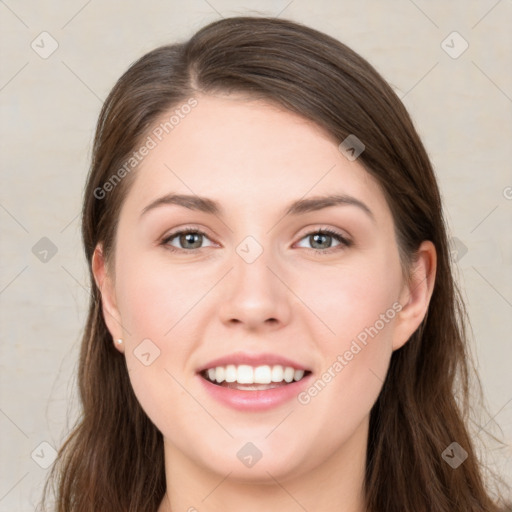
[41,16,509,512]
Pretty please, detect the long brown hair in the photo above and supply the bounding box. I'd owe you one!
[40,16,510,512]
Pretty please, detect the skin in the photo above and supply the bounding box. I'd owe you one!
[92,93,436,512]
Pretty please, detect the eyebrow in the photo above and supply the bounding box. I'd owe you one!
[140,193,375,222]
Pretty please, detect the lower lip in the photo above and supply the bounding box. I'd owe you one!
[197,373,313,411]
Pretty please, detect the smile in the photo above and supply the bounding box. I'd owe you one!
[197,365,314,411]
[201,364,310,387]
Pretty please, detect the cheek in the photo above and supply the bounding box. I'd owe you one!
[113,248,209,427]
[114,247,201,338]
[292,251,401,427]
[293,248,402,349]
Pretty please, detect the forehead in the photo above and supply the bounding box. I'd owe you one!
[121,93,389,221]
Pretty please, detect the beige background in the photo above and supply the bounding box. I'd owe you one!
[1,1,511,510]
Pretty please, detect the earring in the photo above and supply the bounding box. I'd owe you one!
[116,338,123,345]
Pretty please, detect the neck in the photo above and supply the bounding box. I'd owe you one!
[158,417,368,512]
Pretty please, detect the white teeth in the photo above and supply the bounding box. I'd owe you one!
[283,366,295,383]
[254,365,272,384]
[214,366,225,383]
[237,365,253,384]
[271,365,284,382]
[225,364,237,383]
[294,369,305,381]
[203,364,308,385]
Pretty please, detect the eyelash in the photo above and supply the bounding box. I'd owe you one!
[160,226,352,256]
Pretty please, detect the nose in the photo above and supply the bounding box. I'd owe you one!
[217,245,292,331]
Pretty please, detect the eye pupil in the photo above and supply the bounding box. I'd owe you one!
[311,233,330,249]
[181,232,202,249]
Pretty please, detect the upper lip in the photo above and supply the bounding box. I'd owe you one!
[196,352,312,373]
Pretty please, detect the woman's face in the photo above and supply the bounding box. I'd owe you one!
[95,93,433,482]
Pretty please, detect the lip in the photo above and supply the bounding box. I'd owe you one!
[196,351,312,373]
[196,371,314,411]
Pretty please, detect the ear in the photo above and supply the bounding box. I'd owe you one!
[392,240,437,351]
[91,243,124,353]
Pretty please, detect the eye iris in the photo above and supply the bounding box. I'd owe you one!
[180,232,202,249]
[311,233,331,249]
